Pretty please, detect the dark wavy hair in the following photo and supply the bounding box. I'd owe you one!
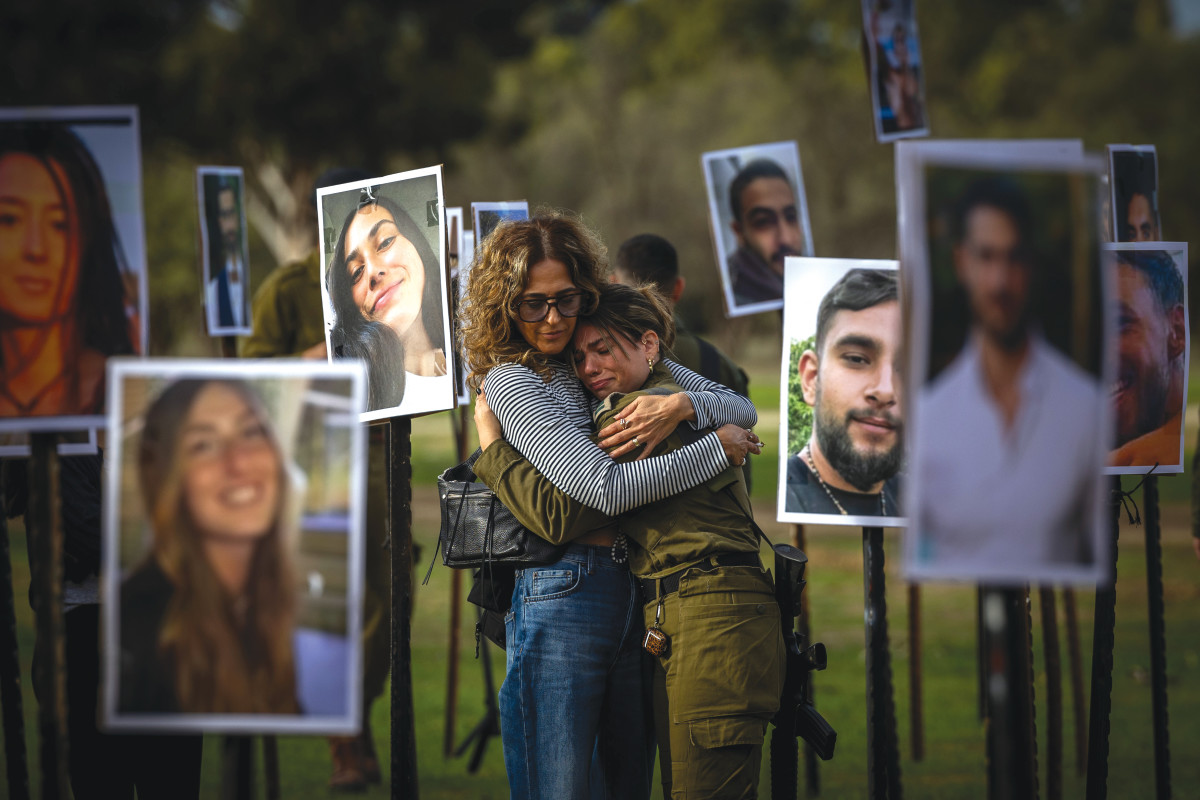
[326,191,445,410]
[0,123,136,367]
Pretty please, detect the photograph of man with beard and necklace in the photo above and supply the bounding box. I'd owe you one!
[1105,243,1189,473]
[778,259,905,527]
[703,141,814,317]
[906,162,1111,584]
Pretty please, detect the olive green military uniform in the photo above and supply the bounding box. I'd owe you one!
[671,317,753,494]
[476,364,784,799]
[238,252,392,720]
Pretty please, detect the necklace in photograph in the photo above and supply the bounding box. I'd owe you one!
[802,445,886,517]
[0,372,67,416]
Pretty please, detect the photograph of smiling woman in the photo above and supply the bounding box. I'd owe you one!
[0,121,138,426]
[320,167,454,420]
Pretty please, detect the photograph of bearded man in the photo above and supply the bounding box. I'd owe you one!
[1107,244,1189,472]
[779,260,904,526]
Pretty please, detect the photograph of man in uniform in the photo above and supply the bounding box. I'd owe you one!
[703,142,813,316]
[200,169,251,335]
[783,266,903,523]
[911,171,1108,581]
[1108,245,1188,471]
[1109,146,1162,243]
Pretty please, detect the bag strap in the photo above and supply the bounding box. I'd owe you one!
[423,464,475,585]
[723,484,773,549]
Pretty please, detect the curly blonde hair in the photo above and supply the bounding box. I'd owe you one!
[460,212,610,389]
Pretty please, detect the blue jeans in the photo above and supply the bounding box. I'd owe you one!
[500,543,653,800]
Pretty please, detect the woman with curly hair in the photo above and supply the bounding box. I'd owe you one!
[119,378,299,715]
[459,212,762,799]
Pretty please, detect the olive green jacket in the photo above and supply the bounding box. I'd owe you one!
[474,363,759,578]
[238,251,327,358]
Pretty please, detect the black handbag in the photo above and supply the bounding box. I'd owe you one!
[435,448,567,569]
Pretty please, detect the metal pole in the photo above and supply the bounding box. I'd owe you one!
[1085,477,1122,800]
[220,736,254,800]
[1039,587,1062,800]
[263,736,281,800]
[1062,588,1087,776]
[1142,475,1171,799]
[862,527,901,800]
[907,584,924,762]
[29,433,69,800]
[389,418,418,798]
[0,477,30,800]
[443,405,469,758]
[792,523,820,797]
[982,587,1037,800]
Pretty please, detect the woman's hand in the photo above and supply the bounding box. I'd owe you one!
[474,391,503,450]
[597,393,696,461]
[716,424,763,467]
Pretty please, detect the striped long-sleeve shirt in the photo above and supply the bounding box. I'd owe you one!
[483,359,756,516]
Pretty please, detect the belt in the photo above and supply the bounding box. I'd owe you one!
[638,551,762,601]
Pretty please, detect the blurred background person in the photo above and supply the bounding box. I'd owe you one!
[240,168,394,791]
[0,123,136,419]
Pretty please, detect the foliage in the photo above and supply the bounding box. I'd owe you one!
[788,335,815,455]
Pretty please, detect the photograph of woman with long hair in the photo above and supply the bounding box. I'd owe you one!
[458,212,762,799]
[109,363,365,730]
[118,377,300,715]
[0,118,140,426]
[320,169,454,419]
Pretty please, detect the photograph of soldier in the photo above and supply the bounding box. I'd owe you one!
[1106,243,1188,473]
[778,258,904,527]
[318,167,455,421]
[103,359,366,733]
[702,141,814,316]
[1109,145,1162,243]
[862,0,929,141]
[198,167,252,336]
[906,157,1110,584]
[0,107,146,432]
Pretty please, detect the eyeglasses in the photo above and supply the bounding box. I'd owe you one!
[513,291,586,323]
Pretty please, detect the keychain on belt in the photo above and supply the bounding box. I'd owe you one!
[643,594,669,656]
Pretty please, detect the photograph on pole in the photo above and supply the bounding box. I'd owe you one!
[197,166,253,337]
[861,0,930,142]
[1104,242,1189,474]
[0,106,147,432]
[318,166,455,420]
[471,200,529,246]
[702,140,814,317]
[901,148,1112,584]
[101,359,367,734]
[777,257,906,528]
[1108,145,1161,243]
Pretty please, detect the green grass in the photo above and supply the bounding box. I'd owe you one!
[4,356,1200,798]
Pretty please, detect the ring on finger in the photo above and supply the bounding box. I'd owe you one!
[632,436,641,447]
[619,418,630,430]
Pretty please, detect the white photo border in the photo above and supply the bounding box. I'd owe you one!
[776,257,905,527]
[101,357,368,734]
[196,166,253,337]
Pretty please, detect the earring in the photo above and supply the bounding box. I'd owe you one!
[647,358,654,370]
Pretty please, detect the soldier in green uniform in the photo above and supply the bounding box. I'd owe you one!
[239,169,392,791]
[614,233,752,491]
[475,283,782,798]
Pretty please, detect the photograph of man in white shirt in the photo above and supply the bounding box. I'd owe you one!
[912,173,1108,582]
